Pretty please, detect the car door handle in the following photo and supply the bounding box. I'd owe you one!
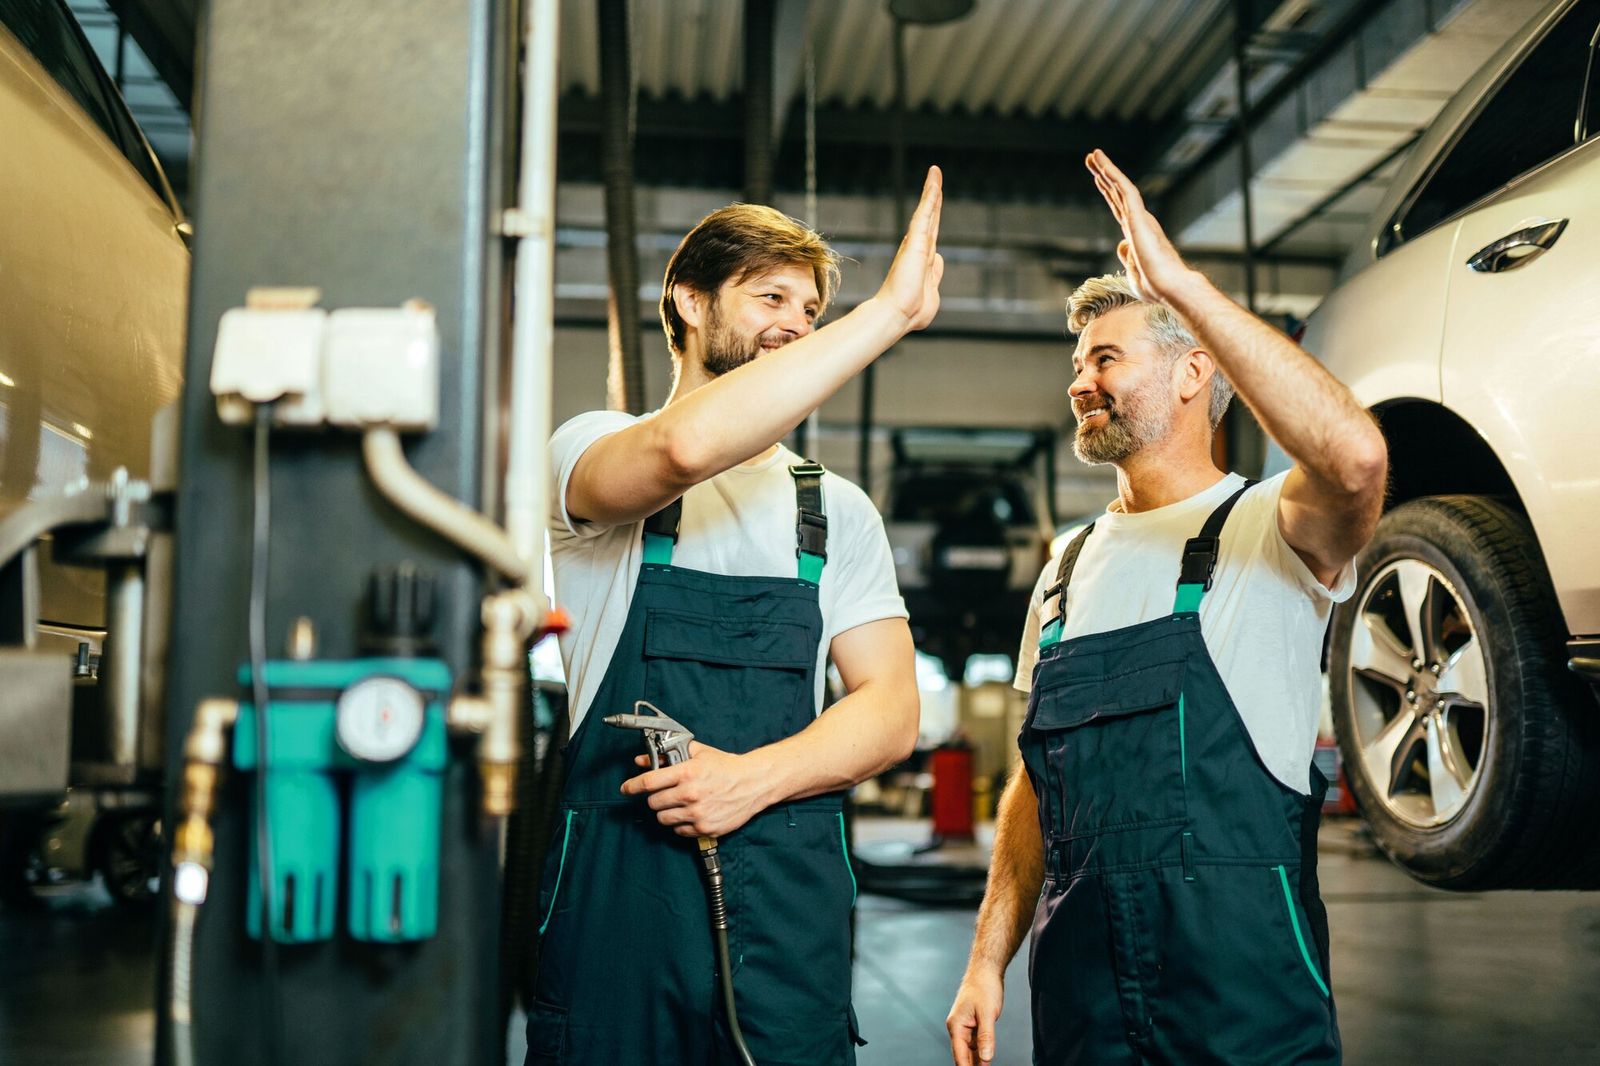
[1466,218,1568,273]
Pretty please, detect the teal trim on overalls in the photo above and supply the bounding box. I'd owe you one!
[1017,479,1339,1064]
[799,551,825,584]
[642,532,674,566]
[529,458,863,1065]
[1172,581,1206,614]
[538,810,575,935]
[838,812,857,905]
[1277,864,1333,998]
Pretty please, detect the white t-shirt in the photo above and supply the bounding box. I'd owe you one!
[550,410,908,734]
[1014,472,1355,794]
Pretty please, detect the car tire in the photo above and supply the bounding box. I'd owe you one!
[1329,495,1600,890]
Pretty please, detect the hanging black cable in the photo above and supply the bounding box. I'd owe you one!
[597,0,644,414]
[249,404,283,1065]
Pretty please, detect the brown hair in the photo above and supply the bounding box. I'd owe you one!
[659,204,842,356]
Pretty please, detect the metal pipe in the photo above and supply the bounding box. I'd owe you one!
[102,561,146,768]
[363,428,531,586]
[858,16,912,498]
[597,0,645,414]
[1256,132,1420,258]
[743,0,776,205]
[1232,0,1258,314]
[506,0,561,584]
[476,589,539,818]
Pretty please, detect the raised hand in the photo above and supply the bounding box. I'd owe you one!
[876,165,946,332]
[1086,149,1198,308]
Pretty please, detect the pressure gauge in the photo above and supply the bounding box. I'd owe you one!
[336,676,426,763]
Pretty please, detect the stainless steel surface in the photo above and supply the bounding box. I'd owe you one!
[100,562,145,771]
[0,649,72,800]
[0,17,188,632]
[1347,559,1489,829]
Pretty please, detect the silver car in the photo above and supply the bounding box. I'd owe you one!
[1305,0,1600,889]
[1,0,188,648]
[0,0,187,899]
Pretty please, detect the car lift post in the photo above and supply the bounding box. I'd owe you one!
[156,2,517,1063]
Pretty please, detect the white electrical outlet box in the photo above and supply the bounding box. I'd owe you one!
[322,307,441,430]
[209,308,328,426]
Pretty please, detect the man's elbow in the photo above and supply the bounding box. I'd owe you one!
[656,422,711,486]
[887,685,920,766]
[1337,423,1388,499]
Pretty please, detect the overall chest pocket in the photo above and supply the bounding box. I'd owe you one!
[641,608,816,753]
[1031,656,1189,839]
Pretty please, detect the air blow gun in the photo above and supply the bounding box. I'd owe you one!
[604,701,758,1066]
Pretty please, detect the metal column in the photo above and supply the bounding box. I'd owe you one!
[157,1,513,1062]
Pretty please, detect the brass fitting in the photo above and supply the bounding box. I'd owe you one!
[173,701,238,864]
[474,588,541,817]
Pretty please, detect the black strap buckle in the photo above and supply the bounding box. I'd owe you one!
[1179,535,1220,589]
[789,460,826,479]
[797,507,828,559]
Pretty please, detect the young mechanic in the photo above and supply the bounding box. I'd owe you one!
[945,151,1387,1065]
[528,170,945,1065]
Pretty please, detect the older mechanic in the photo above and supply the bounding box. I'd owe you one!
[946,151,1387,1065]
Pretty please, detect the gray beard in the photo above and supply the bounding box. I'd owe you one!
[1072,386,1173,465]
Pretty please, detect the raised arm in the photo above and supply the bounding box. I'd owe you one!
[946,765,1044,1066]
[566,167,946,527]
[1085,150,1387,583]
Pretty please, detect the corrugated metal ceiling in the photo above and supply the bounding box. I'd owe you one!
[560,0,1233,122]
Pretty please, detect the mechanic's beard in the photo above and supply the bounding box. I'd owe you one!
[1072,381,1173,465]
[699,302,764,378]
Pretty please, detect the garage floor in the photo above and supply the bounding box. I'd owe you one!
[5,819,1600,1065]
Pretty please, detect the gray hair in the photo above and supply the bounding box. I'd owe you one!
[1067,273,1234,429]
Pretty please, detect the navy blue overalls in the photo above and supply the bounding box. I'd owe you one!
[1020,482,1341,1065]
[526,462,865,1064]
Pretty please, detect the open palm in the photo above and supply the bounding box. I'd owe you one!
[877,165,946,331]
[1086,149,1194,308]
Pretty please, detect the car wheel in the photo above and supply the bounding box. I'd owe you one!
[1329,495,1600,890]
[94,811,161,907]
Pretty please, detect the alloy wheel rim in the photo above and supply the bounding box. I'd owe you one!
[1346,558,1489,829]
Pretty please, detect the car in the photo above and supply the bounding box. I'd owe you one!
[0,0,188,650]
[883,427,1055,680]
[0,0,188,893]
[1300,0,1600,890]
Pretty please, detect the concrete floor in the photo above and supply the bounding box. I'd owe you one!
[6,818,1600,1065]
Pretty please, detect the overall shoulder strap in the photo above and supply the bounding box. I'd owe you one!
[790,460,828,583]
[1039,522,1095,648]
[641,497,682,566]
[1172,478,1257,613]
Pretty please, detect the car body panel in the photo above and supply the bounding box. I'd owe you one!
[1439,137,1600,634]
[1302,215,1456,408]
[0,22,188,630]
